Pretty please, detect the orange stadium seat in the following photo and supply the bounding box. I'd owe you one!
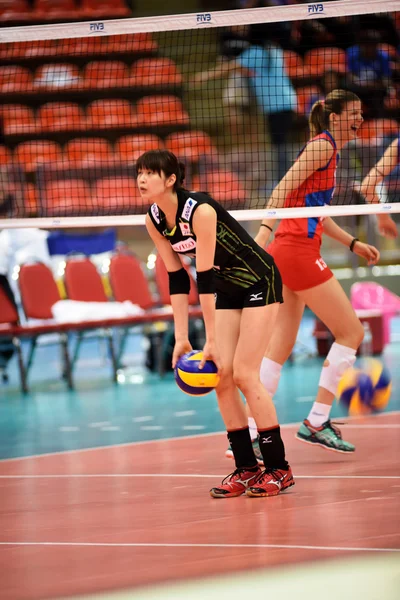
[0,66,33,93]
[283,50,308,79]
[44,179,92,215]
[1,104,37,135]
[201,170,247,205]
[94,177,144,213]
[83,61,130,89]
[135,95,189,126]
[109,33,158,53]
[34,63,81,89]
[64,137,113,166]
[165,130,217,161]
[80,0,130,18]
[24,183,40,214]
[38,102,85,131]
[358,119,400,141]
[0,0,31,21]
[116,134,164,161]
[14,140,63,171]
[130,58,182,87]
[0,145,12,166]
[33,0,80,20]
[295,85,321,116]
[86,99,136,128]
[57,36,105,56]
[304,47,347,76]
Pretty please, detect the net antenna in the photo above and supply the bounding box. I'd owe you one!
[0,0,399,228]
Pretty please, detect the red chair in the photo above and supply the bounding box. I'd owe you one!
[1,104,37,135]
[14,140,63,171]
[0,66,33,93]
[165,130,217,161]
[38,102,85,131]
[283,50,309,79]
[201,170,247,205]
[109,33,157,54]
[24,183,39,215]
[33,0,79,20]
[86,99,136,128]
[0,145,12,166]
[83,61,130,89]
[116,134,164,162]
[44,179,92,215]
[109,252,156,309]
[64,257,108,302]
[80,0,130,17]
[135,95,189,125]
[94,177,144,213]
[130,58,182,86]
[64,137,113,167]
[19,262,61,319]
[155,253,199,306]
[304,47,347,76]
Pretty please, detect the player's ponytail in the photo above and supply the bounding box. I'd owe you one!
[309,89,360,138]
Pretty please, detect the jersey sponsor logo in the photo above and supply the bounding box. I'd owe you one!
[171,238,196,253]
[151,203,160,224]
[179,222,192,236]
[182,198,197,221]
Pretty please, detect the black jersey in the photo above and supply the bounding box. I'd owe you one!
[147,189,276,290]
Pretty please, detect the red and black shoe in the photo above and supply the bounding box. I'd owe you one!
[246,466,295,497]
[210,466,262,498]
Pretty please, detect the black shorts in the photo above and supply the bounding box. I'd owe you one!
[215,264,283,310]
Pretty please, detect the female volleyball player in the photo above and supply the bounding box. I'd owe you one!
[253,89,397,458]
[137,149,294,498]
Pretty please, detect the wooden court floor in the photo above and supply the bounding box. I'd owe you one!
[1,412,399,600]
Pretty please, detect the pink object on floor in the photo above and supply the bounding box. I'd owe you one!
[351,282,400,344]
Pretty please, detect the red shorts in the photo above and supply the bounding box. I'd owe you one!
[267,237,334,292]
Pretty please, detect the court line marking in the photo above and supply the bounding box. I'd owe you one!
[0,542,398,552]
[0,410,398,464]
[0,474,399,480]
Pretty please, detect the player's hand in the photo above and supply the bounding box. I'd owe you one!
[172,339,193,370]
[199,340,222,374]
[254,229,271,248]
[377,214,398,239]
[353,241,380,265]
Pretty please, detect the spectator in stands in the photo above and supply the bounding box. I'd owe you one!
[346,30,393,118]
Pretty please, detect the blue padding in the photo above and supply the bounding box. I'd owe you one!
[47,229,116,256]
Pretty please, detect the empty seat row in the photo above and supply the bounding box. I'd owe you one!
[1,97,190,135]
[0,33,157,60]
[0,59,182,93]
[0,131,217,169]
[0,0,131,22]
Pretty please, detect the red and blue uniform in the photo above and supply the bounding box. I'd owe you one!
[267,130,337,291]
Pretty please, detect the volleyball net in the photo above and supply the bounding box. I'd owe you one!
[0,0,399,229]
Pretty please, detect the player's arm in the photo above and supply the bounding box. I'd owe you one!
[360,139,398,239]
[255,139,334,247]
[323,217,380,265]
[145,214,191,364]
[192,204,222,371]
[193,58,252,85]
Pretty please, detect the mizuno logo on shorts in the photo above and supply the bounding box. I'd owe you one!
[249,292,264,301]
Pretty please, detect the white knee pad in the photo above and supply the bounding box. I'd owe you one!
[319,342,357,396]
[260,357,282,398]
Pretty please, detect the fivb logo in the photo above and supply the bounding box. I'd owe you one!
[89,22,105,32]
[308,4,324,14]
[196,13,212,24]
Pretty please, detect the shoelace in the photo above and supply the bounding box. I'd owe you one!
[328,420,345,439]
[221,467,258,486]
[255,468,286,484]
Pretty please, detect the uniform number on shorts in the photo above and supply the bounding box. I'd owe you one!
[315,258,327,271]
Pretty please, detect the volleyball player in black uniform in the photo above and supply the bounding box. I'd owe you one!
[137,150,294,498]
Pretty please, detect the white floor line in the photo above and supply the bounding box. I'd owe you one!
[0,474,399,480]
[0,541,398,552]
[0,410,398,465]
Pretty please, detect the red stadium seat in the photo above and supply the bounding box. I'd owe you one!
[130,58,182,86]
[201,170,247,205]
[80,0,130,18]
[108,33,158,53]
[33,0,80,20]
[19,263,61,320]
[14,140,63,171]
[65,257,108,302]
[116,134,164,161]
[304,47,347,76]
[283,50,309,79]
[109,252,156,309]
[165,130,217,161]
[358,119,400,141]
[83,61,130,89]
[86,99,136,128]
[38,102,85,131]
[0,66,33,93]
[0,145,12,166]
[295,85,321,116]
[24,183,40,214]
[64,137,113,166]
[94,177,144,212]
[1,104,37,135]
[45,179,92,215]
[135,95,189,125]
[34,63,81,89]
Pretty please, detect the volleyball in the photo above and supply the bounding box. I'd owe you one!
[174,350,220,396]
[337,359,392,416]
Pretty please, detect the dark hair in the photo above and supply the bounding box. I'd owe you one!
[136,150,185,192]
[309,89,361,137]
